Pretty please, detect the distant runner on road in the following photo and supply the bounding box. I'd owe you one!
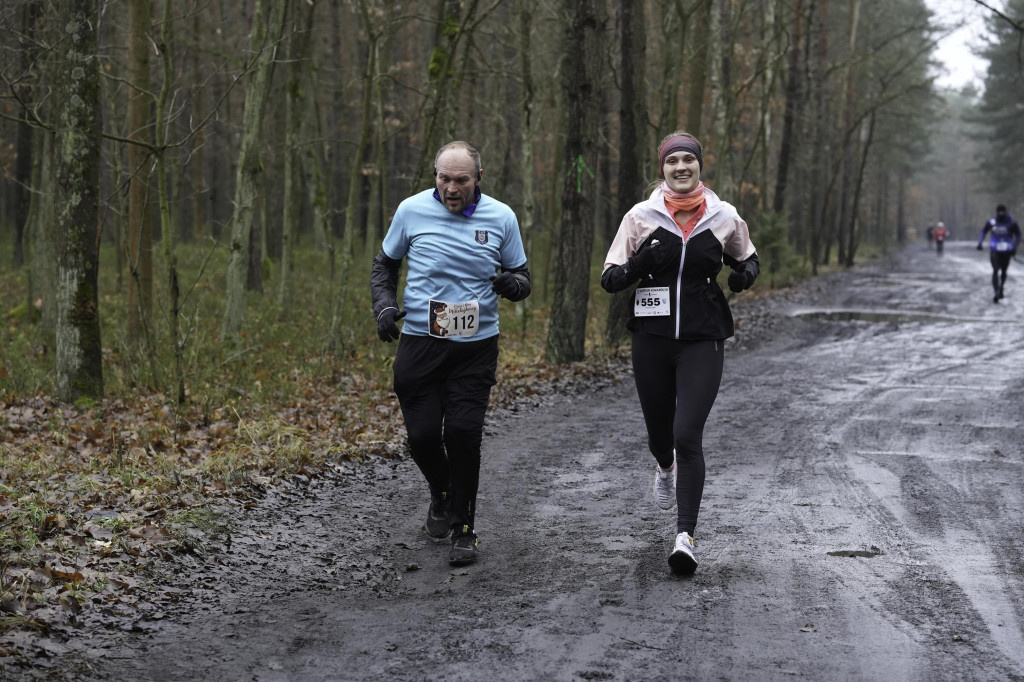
[370,141,530,567]
[977,204,1021,303]
[933,221,948,256]
[601,131,759,575]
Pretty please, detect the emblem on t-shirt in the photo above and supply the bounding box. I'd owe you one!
[475,230,488,245]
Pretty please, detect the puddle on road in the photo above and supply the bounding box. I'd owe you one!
[791,309,1015,325]
[827,548,885,558]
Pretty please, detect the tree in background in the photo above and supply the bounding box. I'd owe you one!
[222,0,290,341]
[605,0,648,346]
[53,0,103,402]
[126,0,153,352]
[976,0,1024,201]
[545,0,604,363]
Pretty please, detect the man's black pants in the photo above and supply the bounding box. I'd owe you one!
[393,334,498,530]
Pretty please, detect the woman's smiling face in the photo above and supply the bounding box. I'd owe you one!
[662,151,701,194]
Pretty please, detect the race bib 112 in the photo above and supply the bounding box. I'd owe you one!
[428,299,479,338]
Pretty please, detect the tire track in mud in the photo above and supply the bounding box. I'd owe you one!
[42,243,1024,681]
[794,244,1024,676]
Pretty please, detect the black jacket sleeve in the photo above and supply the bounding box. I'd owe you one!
[498,264,532,302]
[723,252,760,290]
[370,249,402,319]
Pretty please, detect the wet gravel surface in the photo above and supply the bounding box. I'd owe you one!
[5,241,1024,681]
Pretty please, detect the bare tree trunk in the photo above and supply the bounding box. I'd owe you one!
[545,0,602,363]
[303,84,330,253]
[155,0,183,403]
[896,166,906,244]
[366,0,392,258]
[837,0,862,266]
[656,2,681,136]
[191,12,206,241]
[279,1,314,311]
[12,2,38,269]
[409,0,481,192]
[222,0,290,340]
[708,0,734,197]
[606,0,646,346]
[773,0,804,213]
[127,0,154,350]
[329,0,379,350]
[515,0,536,339]
[808,0,829,273]
[845,110,875,266]
[31,131,57,341]
[54,0,103,403]
[685,0,711,137]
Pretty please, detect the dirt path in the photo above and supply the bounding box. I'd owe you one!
[10,241,1024,681]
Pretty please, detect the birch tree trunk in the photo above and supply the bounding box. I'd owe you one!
[222,0,290,340]
[53,0,103,403]
[545,0,602,363]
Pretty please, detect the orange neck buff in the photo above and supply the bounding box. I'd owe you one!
[661,182,707,240]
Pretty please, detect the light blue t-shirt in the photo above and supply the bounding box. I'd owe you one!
[382,189,527,341]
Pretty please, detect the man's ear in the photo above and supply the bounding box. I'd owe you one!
[477,169,483,182]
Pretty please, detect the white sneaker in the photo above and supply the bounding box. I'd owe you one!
[653,461,676,510]
[669,532,697,574]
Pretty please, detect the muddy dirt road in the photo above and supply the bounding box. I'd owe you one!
[16,241,1024,681]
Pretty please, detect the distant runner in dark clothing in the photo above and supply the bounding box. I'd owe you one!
[933,222,948,256]
[977,205,1021,303]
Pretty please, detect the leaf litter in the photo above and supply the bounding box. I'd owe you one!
[0,346,635,672]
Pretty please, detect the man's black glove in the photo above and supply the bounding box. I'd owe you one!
[377,308,406,342]
[977,243,984,251]
[490,272,522,299]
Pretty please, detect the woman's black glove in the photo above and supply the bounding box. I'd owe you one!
[601,242,673,293]
[377,308,406,342]
[977,243,984,251]
[727,254,760,293]
[630,241,669,277]
[727,269,750,293]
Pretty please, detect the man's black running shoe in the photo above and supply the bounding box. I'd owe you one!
[448,525,479,566]
[424,491,450,539]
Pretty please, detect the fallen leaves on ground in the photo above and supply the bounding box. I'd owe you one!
[0,347,631,645]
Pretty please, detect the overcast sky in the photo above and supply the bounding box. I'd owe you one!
[924,0,994,89]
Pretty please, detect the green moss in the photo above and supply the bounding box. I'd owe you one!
[428,46,449,81]
[74,395,97,409]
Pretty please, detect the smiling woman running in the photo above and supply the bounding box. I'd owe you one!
[601,131,759,574]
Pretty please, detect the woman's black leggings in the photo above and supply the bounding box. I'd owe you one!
[631,332,724,535]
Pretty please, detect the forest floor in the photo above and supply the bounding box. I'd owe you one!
[4,241,1024,680]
